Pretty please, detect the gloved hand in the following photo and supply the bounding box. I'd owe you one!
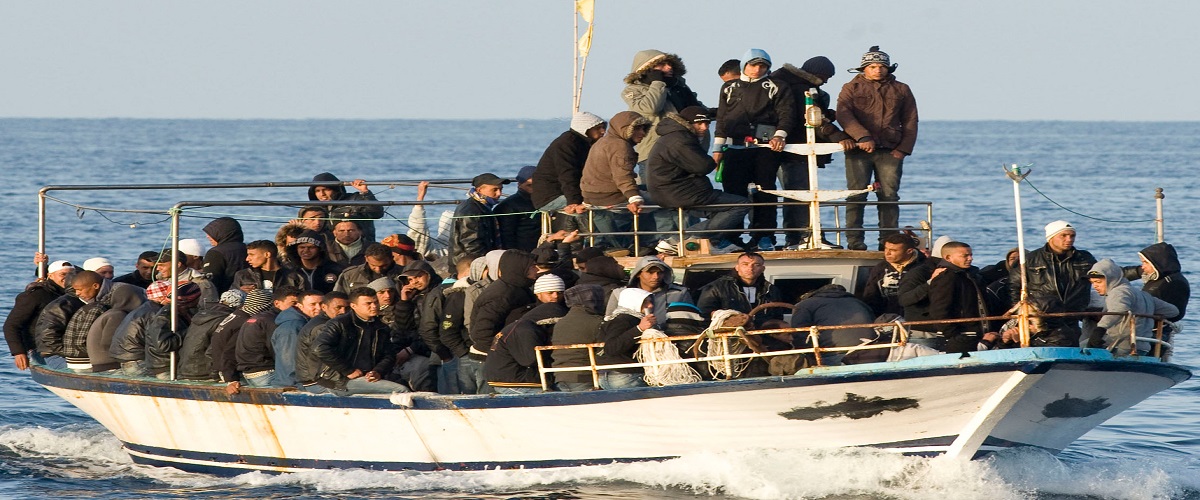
[643,69,666,83]
[1087,327,1107,348]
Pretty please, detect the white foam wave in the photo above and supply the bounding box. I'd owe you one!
[0,423,129,464]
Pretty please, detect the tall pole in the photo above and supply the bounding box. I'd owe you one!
[1155,187,1164,243]
[804,89,822,249]
[572,5,579,113]
[1005,164,1032,347]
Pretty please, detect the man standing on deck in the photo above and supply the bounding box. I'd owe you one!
[1010,221,1097,341]
[451,173,508,265]
[836,46,919,251]
[494,166,541,252]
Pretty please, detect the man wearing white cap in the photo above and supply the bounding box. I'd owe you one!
[4,260,75,370]
[83,257,115,280]
[483,273,568,393]
[177,238,207,271]
[1010,220,1097,340]
[533,111,607,232]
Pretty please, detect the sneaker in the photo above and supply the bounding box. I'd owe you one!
[710,240,743,255]
[847,241,868,251]
[783,243,803,251]
[655,239,678,256]
[756,237,775,252]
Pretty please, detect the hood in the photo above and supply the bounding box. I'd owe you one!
[655,113,694,138]
[1089,259,1127,295]
[564,284,606,315]
[203,217,245,245]
[801,283,853,300]
[627,256,674,288]
[1139,242,1181,276]
[741,48,771,72]
[615,288,653,316]
[485,249,506,281]
[522,301,568,325]
[584,255,627,284]
[285,229,327,263]
[772,63,825,88]
[469,256,489,283]
[497,250,536,288]
[402,260,442,288]
[308,172,347,200]
[623,50,687,84]
[607,110,650,141]
[108,282,147,313]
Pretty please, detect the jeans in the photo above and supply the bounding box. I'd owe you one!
[682,191,750,243]
[588,208,633,249]
[599,371,646,390]
[457,356,493,394]
[390,354,433,392]
[243,370,275,388]
[721,147,784,243]
[437,357,460,395]
[555,381,595,392]
[39,354,67,370]
[845,149,904,248]
[779,154,813,245]
[493,386,542,395]
[340,377,410,395]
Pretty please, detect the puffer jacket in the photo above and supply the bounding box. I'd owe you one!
[696,273,783,327]
[4,279,65,356]
[580,111,650,207]
[308,172,385,242]
[621,50,704,162]
[791,285,876,351]
[107,300,163,362]
[143,302,200,375]
[176,303,235,380]
[34,293,84,357]
[201,217,247,293]
[438,280,471,358]
[646,114,719,208]
[1123,242,1188,322]
[312,312,397,389]
[551,284,606,384]
[333,259,404,293]
[836,73,918,154]
[468,250,536,359]
[1009,243,1097,313]
[532,130,592,208]
[235,308,280,375]
[484,302,566,387]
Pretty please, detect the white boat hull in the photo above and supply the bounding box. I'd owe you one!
[32,348,1188,475]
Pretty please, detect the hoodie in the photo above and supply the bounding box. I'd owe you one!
[1123,242,1188,322]
[597,288,652,374]
[605,256,693,328]
[621,50,705,162]
[84,283,146,372]
[551,284,608,383]
[484,301,567,387]
[468,250,537,358]
[201,217,247,293]
[580,110,650,207]
[308,172,385,242]
[1090,258,1178,354]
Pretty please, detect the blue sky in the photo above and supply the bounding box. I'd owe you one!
[1,1,1196,121]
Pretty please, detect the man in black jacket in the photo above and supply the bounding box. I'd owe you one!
[494,166,541,252]
[533,112,606,232]
[228,286,300,394]
[928,242,990,354]
[697,252,782,328]
[201,217,247,293]
[646,106,748,252]
[1124,242,1188,322]
[312,287,406,394]
[113,251,159,288]
[294,291,348,391]
[5,260,73,370]
[308,172,385,242]
[860,233,925,317]
[464,250,537,394]
[1009,220,1096,339]
[233,240,305,293]
[451,173,508,266]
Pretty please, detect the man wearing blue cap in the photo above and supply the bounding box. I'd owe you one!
[494,166,540,252]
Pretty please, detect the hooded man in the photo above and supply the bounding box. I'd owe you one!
[837,46,919,251]
[791,284,877,365]
[494,165,541,252]
[711,48,798,251]
[551,284,607,392]
[1123,242,1188,322]
[597,287,655,389]
[5,260,74,370]
[770,56,857,249]
[451,173,509,265]
[621,49,706,164]
[580,110,652,249]
[533,112,607,232]
[606,256,693,329]
[1088,259,1178,354]
[464,250,537,393]
[308,172,385,242]
[201,217,248,293]
[646,106,748,252]
[84,281,147,372]
[483,274,568,394]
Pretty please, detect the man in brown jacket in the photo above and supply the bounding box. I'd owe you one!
[836,46,918,251]
[580,110,650,249]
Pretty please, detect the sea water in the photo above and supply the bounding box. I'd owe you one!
[0,118,1197,499]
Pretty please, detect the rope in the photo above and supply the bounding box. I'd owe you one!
[699,310,751,379]
[635,329,701,386]
[1025,178,1156,224]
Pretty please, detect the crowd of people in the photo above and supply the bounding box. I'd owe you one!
[2,47,1188,395]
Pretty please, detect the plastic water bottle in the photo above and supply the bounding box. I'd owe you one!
[747,183,758,196]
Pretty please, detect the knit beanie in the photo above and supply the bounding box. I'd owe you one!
[533,274,565,294]
[931,236,954,259]
[570,112,605,136]
[851,46,897,73]
[664,302,705,336]
[367,277,396,293]
[1044,220,1074,241]
[220,289,247,308]
[800,56,836,80]
[241,289,272,315]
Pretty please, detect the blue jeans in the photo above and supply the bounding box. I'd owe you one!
[779,154,813,245]
[845,149,904,248]
[457,356,493,394]
[243,370,275,388]
[599,372,646,390]
[537,195,583,233]
[555,381,595,392]
[588,208,633,249]
[493,386,542,395]
[682,191,749,243]
[437,357,460,395]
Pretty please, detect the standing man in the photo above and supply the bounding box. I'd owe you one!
[532,112,606,232]
[712,49,797,251]
[494,165,540,252]
[837,46,919,251]
[451,173,508,265]
[1011,220,1097,340]
[308,173,385,242]
[697,252,783,328]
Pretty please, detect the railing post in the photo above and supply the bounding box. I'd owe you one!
[536,346,549,391]
[1155,187,1165,243]
[809,326,823,367]
[1127,312,1138,356]
[587,208,595,247]
[587,345,600,390]
[1152,317,1164,360]
[677,207,685,249]
[632,207,640,253]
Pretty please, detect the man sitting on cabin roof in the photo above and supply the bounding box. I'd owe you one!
[308,172,385,243]
[533,112,606,233]
[646,106,747,256]
[697,252,782,328]
[605,256,692,330]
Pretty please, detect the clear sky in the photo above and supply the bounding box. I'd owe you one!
[1,0,1195,121]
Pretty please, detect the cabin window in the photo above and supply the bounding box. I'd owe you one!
[771,277,834,304]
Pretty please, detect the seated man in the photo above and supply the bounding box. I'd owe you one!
[646,106,748,254]
[284,230,344,294]
[113,251,159,288]
[294,291,349,391]
[580,110,651,249]
[697,252,782,328]
[107,282,170,376]
[551,284,607,392]
[791,284,876,366]
[1087,259,1178,354]
[927,242,990,354]
[61,270,118,371]
[860,233,925,317]
[484,274,567,394]
[326,220,373,267]
[533,112,607,232]
[311,287,407,395]
[271,289,323,387]
[465,250,538,394]
[83,257,115,280]
[84,280,147,373]
[142,281,204,378]
[201,217,247,293]
[606,256,693,329]
[229,286,301,393]
[177,290,245,380]
[210,289,273,383]
[596,288,655,389]
[5,259,74,370]
[233,240,305,292]
[334,243,404,293]
[34,272,89,369]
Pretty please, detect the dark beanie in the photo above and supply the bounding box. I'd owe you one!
[664,302,706,336]
[800,56,836,80]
